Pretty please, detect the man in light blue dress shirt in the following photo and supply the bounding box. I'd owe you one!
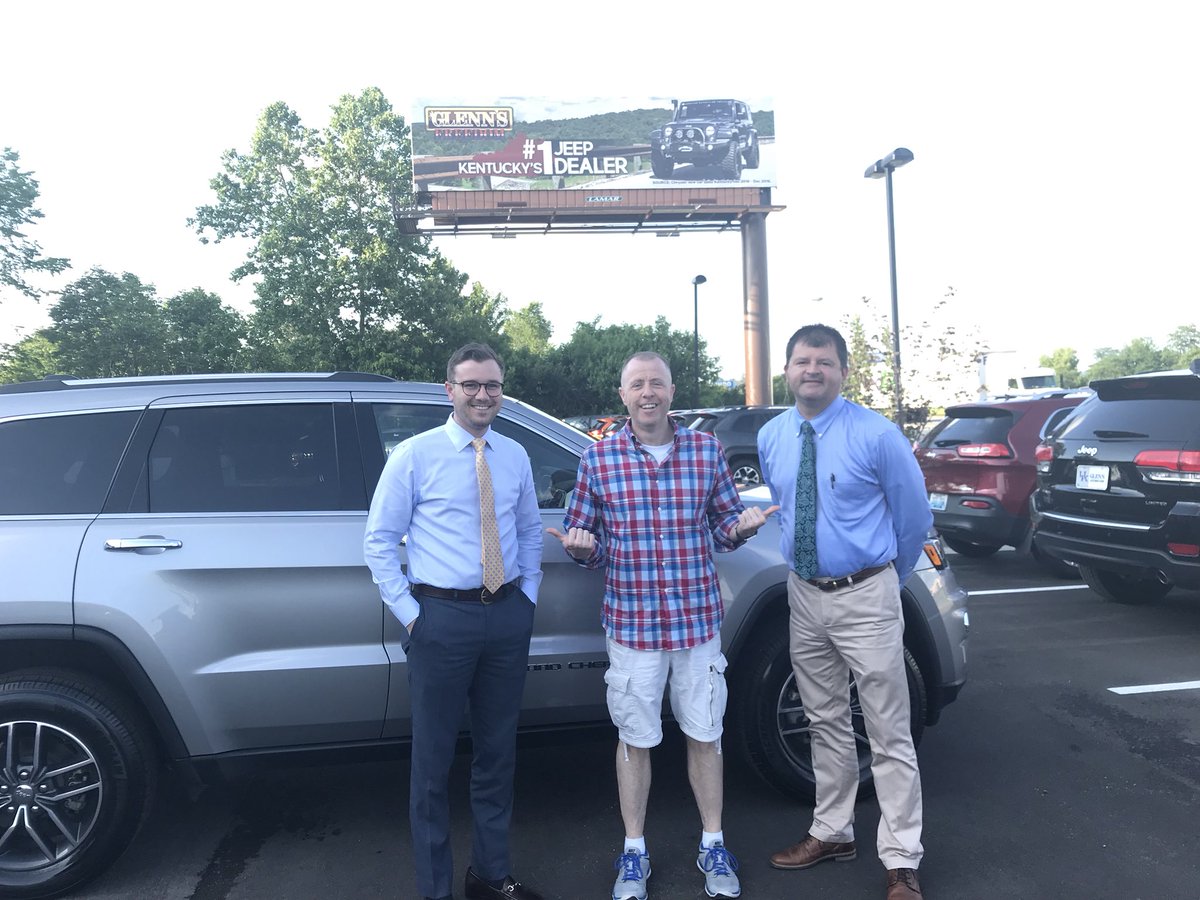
[757,325,932,900]
[364,343,545,900]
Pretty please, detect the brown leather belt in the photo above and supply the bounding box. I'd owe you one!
[807,563,890,592]
[412,579,520,604]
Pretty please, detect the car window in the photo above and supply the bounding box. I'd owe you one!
[1060,396,1200,442]
[371,404,447,456]
[146,404,342,513]
[0,411,138,515]
[362,403,580,509]
[1038,406,1077,442]
[490,417,582,510]
[921,411,1014,448]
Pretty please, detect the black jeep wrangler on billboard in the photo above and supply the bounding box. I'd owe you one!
[649,98,760,180]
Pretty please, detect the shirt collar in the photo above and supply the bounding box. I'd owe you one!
[788,395,846,437]
[620,418,680,452]
[444,414,491,451]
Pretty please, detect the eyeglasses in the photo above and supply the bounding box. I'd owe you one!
[451,380,504,397]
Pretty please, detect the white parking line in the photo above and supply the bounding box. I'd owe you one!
[969,585,1092,596]
[1108,680,1200,695]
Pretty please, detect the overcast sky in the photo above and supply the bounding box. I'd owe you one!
[4,1,1197,387]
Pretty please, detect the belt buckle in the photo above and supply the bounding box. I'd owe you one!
[480,587,494,604]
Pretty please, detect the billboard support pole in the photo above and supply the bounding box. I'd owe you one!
[741,212,771,405]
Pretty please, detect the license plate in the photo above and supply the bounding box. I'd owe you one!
[929,492,948,510]
[1075,464,1110,491]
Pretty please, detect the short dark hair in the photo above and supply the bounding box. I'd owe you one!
[446,342,505,382]
[620,350,672,382]
[785,324,848,369]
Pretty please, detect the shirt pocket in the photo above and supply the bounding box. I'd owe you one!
[825,478,878,522]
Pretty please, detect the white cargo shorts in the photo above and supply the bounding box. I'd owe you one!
[603,635,728,747]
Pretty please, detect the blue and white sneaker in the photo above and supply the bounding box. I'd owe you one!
[697,841,741,898]
[612,848,651,900]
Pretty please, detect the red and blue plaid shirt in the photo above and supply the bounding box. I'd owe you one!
[562,422,745,651]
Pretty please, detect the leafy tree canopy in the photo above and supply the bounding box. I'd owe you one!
[1085,337,1179,382]
[1039,347,1084,389]
[0,333,59,383]
[47,269,169,377]
[1,148,70,301]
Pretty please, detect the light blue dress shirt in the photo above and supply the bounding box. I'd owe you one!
[364,415,544,626]
[757,397,932,584]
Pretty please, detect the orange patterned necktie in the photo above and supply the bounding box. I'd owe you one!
[472,438,506,593]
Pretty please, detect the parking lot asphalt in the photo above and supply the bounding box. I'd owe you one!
[75,550,1200,900]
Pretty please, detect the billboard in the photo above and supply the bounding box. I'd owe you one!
[411,95,776,193]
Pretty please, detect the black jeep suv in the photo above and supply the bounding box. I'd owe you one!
[1031,361,1200,603]
[649,99,760,180]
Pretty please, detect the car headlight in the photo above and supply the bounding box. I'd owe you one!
[664,125,674,137]
[705,125,716,137]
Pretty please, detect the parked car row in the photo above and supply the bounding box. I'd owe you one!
[916,358,1200,605]
[1031,360,1200,604]
[0,373,968,898]
[672,405,788,484]
[914,390,1090,578]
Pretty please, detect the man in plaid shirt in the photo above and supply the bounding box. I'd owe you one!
[549,351,777,900]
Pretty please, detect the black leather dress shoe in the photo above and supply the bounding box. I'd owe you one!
[464,866,545,900]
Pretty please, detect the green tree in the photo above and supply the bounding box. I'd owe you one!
[1039,347,1084,389]
[193,88,492,374]
[841,312,880,408]
[532,316,720,417]
[162,288,247,373]
[835,290,981,436]
[0,332,59,383]
[503,302,553,355]
[1166,325,1200,368]
[1,148,70,301]
[1085,337,1176,381]
[47,269,170,377]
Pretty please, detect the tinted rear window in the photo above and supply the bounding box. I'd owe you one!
[0,411,138,515]
[921,410,1015,448]
[1060,395,1200,443]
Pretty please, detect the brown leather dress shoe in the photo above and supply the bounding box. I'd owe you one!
[886,867,922,899]
[464,867,545,900]
[769,834,857,870]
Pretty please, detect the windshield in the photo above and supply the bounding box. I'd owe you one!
[677,101,734,120]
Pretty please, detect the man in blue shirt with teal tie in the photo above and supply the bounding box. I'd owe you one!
[757,324,932,900]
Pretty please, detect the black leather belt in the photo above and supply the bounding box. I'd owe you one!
[807,563,890,592]
[412,579,520,604]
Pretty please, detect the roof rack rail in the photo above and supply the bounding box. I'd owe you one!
[0,371,397,394]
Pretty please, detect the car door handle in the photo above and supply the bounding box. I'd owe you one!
[104,537,183,552]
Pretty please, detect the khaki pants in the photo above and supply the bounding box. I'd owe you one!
[786,567,923,869]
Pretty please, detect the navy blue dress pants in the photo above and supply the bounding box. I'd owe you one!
[404,591,535,899]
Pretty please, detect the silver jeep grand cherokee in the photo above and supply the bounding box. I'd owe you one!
[0,373,968,898]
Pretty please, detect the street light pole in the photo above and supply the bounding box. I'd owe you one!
[692,274,706,408]
[864,148,914,429]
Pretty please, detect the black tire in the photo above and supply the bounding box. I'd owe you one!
[720,140,743,180]
[941,535,1003,558]
[0,670,158,899]
[650,150,673,179]
[730,622,927,804]
[1079,565,1172,604]
[744,138,760,169]
[1030,537,1080,580]
[728,456,763,486]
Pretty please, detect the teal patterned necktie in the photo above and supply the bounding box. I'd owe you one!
[794,421,818,579]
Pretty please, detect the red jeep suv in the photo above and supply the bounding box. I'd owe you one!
[915,391,1088,572]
